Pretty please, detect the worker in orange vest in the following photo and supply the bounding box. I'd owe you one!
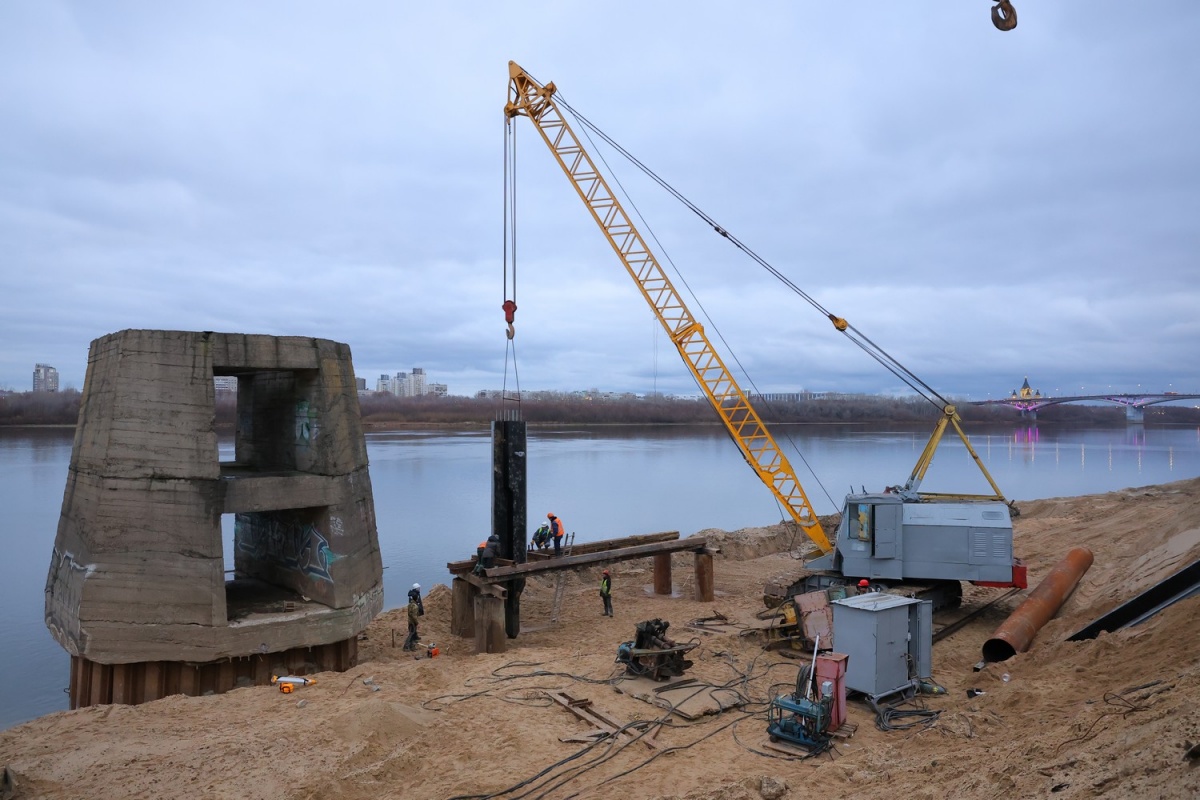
[547,513,565,556]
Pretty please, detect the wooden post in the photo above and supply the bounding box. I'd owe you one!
[111,663,132,705]
[218,659,237,693]
[70,656,88,709]
[653,553,673,595]
[451,577,476,638]
[178,664,198,697]
[89,662,112,706]
[694,552,714,602]
[142,660,164,703]
[474,594,507,654]
[253,655,271,688]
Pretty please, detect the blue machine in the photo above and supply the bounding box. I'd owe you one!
[766,691,833,754]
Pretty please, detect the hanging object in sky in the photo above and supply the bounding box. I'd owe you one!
[992,0,1017,31]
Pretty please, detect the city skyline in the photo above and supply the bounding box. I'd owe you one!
[4,361,1194,404]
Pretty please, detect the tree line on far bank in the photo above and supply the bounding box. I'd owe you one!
[355,393,1200,426]
[4,388,1198,428]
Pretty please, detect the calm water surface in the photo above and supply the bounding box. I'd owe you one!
[2,422,1198,728]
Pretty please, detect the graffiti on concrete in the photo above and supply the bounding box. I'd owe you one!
[236,514,341,583]
[295,400,319,444]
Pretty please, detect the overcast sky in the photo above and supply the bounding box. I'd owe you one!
[2,2,1197,402]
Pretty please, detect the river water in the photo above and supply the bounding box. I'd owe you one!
[3,422,1198,728]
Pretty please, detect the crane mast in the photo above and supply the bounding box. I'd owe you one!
[505,61,832,554]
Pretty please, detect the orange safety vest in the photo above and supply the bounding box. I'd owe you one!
[550,517,564,538]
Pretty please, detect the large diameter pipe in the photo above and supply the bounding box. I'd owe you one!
[982,547,1094,663]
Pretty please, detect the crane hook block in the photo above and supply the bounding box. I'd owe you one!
[503,299,517,339]
[828,314,849,332]
[992,0,1017,31]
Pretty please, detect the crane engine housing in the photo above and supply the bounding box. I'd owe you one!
[809,493,1024,587]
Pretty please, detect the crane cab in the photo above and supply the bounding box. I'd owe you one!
[807,493,1025,588]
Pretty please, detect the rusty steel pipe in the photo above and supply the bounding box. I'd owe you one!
[982,547,1093,662]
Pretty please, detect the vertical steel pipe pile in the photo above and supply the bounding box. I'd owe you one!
[982,547,1094,662]
[492,418,527,639]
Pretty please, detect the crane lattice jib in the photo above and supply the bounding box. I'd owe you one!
[506,62,831,553]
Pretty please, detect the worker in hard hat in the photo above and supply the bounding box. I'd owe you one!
[857,579,876,593]
[483,533,501,568]
[403,593,420,651]
[547,513,565,556]
[408,583,424,616]
[599,569,613,617]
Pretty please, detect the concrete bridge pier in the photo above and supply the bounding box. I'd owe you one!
[1020,408,1038,421]
[1126,406,1145,423]
[44,329,384,708]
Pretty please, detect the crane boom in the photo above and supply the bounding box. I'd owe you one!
[505,61,831,553]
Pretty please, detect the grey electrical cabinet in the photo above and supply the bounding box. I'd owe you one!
[831,593,932,701]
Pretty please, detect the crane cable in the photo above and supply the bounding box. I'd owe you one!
[557,92,841,513]
[501,116,522,411]
[555,94,952,416]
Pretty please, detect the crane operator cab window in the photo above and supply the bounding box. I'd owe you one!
[850,502,873,544]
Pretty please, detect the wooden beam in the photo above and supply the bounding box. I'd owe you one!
[445,556,514,574]
[483,537,707,579]
[539,531,680,557]
[456,570,509,596]
[448,531,680,573]
[548,691,660,750]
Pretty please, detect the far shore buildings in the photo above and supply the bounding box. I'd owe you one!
[33,363,59,393]
[374,367,447,397]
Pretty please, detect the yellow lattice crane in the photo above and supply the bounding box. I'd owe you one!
[504,61,832,553]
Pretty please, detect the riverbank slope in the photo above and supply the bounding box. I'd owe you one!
[3,479,1199,799]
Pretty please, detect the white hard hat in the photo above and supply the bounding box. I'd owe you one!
[412,583,420,590]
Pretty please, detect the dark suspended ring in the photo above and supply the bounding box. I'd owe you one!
[992,0,1017,31]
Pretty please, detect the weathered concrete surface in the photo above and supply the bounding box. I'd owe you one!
[45,329,384,665]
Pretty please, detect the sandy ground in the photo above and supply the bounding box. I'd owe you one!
[3,479,1200,800]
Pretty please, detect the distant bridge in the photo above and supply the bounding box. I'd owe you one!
[971,378,1200,422]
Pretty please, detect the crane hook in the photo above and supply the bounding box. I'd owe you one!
[502,299,517,340]
[991,0,1017,31]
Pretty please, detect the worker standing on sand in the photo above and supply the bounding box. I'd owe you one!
[403,595,420,651]
[548,513,564,556]
[600,569,613,617]
[408,583,424,616]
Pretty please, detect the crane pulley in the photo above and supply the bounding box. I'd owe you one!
[992,1,1018,32]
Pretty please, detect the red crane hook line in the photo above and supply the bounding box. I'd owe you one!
[502,299,517,339]
[992,0,1017,31]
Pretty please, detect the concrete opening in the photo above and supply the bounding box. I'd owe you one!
[227,506,339,618]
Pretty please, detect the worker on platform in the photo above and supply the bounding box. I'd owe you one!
[483,532,501,568]
[600,569,613,617]
[403,594,420,651]
[547,513,565,556]
[532,522,551,550]
[857,579,876,593]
